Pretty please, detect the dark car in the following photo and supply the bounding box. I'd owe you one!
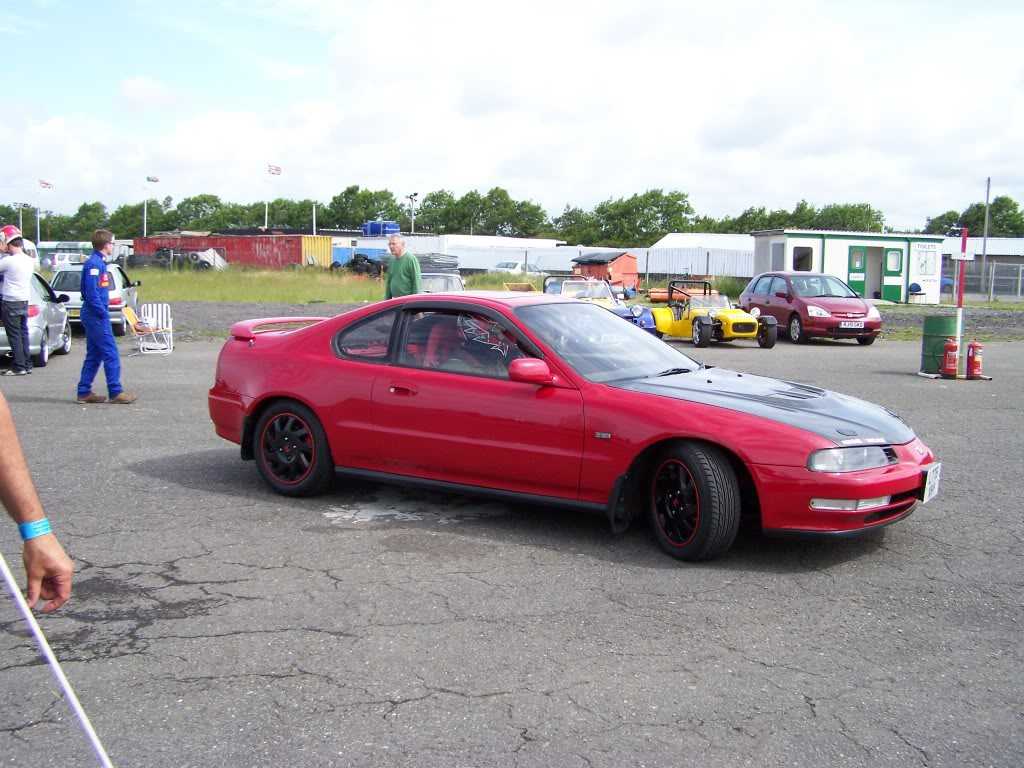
[209,292,939,562]
[739,272,882,345]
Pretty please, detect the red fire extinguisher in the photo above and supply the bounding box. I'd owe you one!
[940,338,959,379]
[967,340,984,380]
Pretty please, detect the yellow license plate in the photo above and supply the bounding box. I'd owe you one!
[68,309,80,318]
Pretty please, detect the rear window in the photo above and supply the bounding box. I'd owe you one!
[51,271,82,291]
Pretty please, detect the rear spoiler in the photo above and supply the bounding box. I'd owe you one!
[229,317,328,342]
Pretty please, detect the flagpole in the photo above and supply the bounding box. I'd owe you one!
[36,188,41,243]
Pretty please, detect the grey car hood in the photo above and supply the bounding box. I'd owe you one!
[613,367,915,445]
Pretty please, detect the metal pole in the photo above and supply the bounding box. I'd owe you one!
[143,198,148,238]
[0,552,114,767]
[1017,265,1022,300]
[955,228,967,374]
[36,207,41,243]
[312,203,317,236]
[988,263,996,302]
[17,204,23,232]
[264,201,269,229]
[981,177,990,292]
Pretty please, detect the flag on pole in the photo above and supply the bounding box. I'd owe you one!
[267,164,282,175]
[38,179,53,189]
[146,176,159,183]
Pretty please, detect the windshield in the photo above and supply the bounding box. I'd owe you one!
[560,280,614,301]
[791,275,857,298]
[688,294,732,308]
[50,271,82,291]
[495,262,516,269]
[517,302,700,384]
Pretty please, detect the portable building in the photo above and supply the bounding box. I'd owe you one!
[751,230,946,304]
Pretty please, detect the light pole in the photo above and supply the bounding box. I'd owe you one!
[12,203,28,233]
[406,192,418,234]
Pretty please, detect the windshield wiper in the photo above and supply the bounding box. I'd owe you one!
[653,367,692,377]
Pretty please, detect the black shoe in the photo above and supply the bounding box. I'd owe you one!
[1,369,27,376]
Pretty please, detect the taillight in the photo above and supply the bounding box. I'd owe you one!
[109,297,123,306]
[28,305,40,318]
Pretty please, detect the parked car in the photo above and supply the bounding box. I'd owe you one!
[209,293,939,562]
[488,261,547,276]
[739,272,882,345]
[420,272,466,293]
[50,264,141,337]
[543,276,657,335]
[649,280,777,348]
[0,272,72,367]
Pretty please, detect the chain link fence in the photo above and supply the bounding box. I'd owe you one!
[943,259,1024,302]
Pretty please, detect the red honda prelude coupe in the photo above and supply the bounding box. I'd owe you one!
[209,292,940,561]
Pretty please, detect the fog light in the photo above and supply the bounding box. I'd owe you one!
[810,496,890,511]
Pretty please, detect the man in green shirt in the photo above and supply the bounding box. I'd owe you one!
[384,235,421,299]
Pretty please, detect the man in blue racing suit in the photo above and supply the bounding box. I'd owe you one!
[76,230,137,404]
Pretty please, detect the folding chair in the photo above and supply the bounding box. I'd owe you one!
[123,305,173,356]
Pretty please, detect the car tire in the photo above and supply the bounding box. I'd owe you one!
[655,331,665,340]
[789,314,807,344]
[692,319,713,348]
[648,441,740,561]
[758,323,778,349]
[254,401,334,497]
[54,322,72,355]
[856,336,876,346]
[113,318,126,337]
[33,330,49,368]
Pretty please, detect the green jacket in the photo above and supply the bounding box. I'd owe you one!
[384,252,421,299]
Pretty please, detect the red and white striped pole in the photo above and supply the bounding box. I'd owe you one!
[955,227,968,375]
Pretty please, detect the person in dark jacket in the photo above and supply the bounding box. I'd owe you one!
[75,230,137,404]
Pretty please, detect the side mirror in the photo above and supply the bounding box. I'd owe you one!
[775,291,788,299]
[57,294,70,303]
[732,302,740,309]
[508,358,555,386]
[132,280,142,287]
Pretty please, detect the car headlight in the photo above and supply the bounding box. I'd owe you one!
[708,308,717,318]
[808,446,891,472]
[630,305,644,318]
[806,305,831,318]
[867,306,881,320]
[749,307,761,318]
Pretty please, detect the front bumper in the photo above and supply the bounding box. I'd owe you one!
[803,317,882,338]
[750,438,935,534]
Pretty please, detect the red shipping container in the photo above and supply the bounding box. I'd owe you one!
[133,235,307,269]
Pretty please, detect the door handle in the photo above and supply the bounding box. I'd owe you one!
[388,382,418,396]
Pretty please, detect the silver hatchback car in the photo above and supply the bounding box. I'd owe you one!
[50,264,141,336]
[0,272,73,367]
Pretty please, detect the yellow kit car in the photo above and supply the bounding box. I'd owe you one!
[651,280,778,348]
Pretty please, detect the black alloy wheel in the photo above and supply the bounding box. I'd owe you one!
[649,441,741,561]
[254,401,333,497]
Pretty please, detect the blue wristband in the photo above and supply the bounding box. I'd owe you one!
[18,519,52,541]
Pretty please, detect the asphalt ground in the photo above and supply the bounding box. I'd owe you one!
[1,334,1022,768]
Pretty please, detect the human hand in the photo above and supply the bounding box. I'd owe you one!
[22,534,74,613]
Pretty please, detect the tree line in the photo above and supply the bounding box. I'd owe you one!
[3,187,1021,247]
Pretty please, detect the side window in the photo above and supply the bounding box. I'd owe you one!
[401,310,527,379]
[32,274,51,302]
[117,267,131,286]
[335,310,396,361]
[769,277,788,296]
[752,276,772,295]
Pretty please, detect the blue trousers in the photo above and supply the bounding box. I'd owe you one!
[1,300,32,372]
[77,317,122,398]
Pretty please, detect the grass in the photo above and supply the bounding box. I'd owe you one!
[117,267,549,304]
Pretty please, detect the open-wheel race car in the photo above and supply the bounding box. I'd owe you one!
[543,276,658,335]
[650,280,777,348]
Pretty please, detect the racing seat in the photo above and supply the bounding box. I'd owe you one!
[123,304,174,356]
[422,315,462,369]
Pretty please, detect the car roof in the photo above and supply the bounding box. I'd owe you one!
[399,290,571,308]
[760,271,838,278]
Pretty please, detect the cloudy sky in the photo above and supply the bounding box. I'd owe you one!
[5,0,1023,231]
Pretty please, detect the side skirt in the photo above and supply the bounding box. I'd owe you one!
[334,466,606,514]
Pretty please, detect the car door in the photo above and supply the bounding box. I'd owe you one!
[762,275,792,325]
[370,306,585,499]
[33,275,65,345]
[115,266,137,310]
